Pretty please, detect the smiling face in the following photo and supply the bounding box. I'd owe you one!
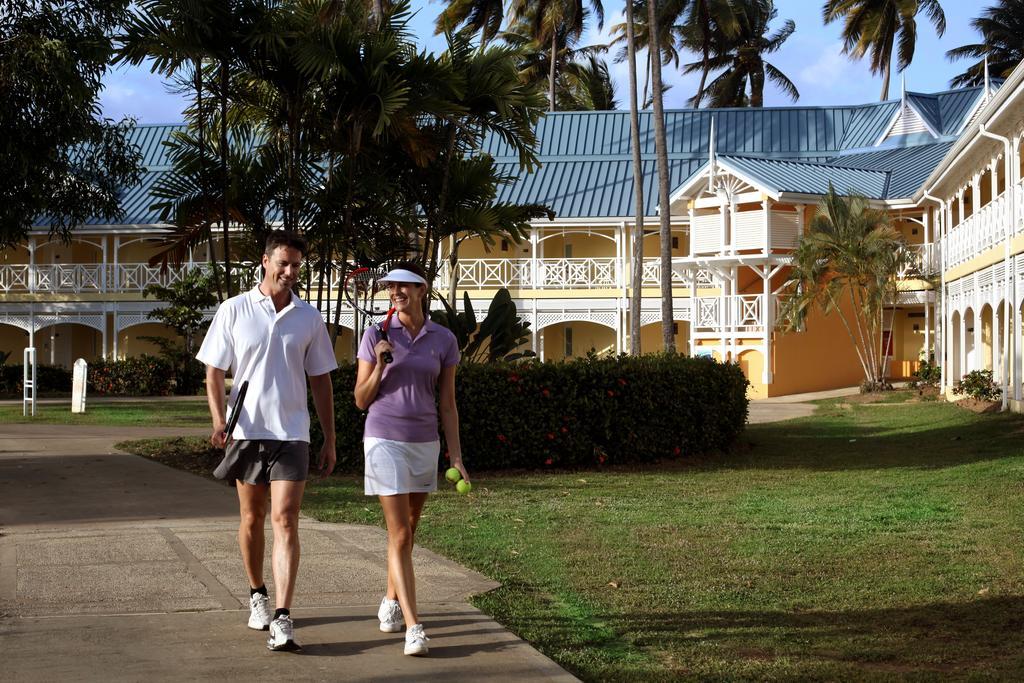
[261,245,303,296]
[387,280,425,315]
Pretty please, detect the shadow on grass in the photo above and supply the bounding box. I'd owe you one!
[507,596,1024,678]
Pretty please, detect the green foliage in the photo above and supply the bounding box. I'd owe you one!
[430,289,536,363]
[0,0,142,248]
[953,369,1002,402]
[0,364,73,397]
[88,356,176,396]
[911,359,942,388]
[311,353,749,472]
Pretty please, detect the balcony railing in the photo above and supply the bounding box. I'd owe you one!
[1,258,715,294]
[898,243,939,279]
[694,294,767,334]
[943,190,1010,268]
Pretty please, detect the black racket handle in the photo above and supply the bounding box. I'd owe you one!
[382,351,393,365]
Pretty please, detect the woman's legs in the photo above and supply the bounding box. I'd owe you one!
[380,493,428,626]
[385,492,428,603]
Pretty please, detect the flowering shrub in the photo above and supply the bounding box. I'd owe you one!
[88,356,175,396]
[313,353,750,472]
[952,369,1001,402]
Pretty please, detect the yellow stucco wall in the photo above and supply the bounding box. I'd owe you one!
[0,324,28,360]
[637,321,689,354]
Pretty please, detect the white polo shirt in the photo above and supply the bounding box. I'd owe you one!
[197,286,338,442]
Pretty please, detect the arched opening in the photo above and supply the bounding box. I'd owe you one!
[950,310,961,381]
[964,308,976,373]
[980,304,994,372]
[0,323,31,363]
[118,322,178,359]
[539,320,616,361]
[35,323,102,367]
[737,349,765,398]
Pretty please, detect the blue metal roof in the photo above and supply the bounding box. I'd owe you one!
[718,155,891,200]
[40,84,988,226]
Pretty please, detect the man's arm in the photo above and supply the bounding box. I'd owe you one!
[309,372,336,477]
[206,365,228,448]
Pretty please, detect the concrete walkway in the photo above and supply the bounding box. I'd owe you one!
[747,386,861,424]
[0,424,576,682]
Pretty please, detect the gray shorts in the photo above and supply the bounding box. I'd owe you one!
[213,440,310,485]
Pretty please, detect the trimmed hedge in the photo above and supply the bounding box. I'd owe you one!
[312,353,749,472]
[0,364,73,396]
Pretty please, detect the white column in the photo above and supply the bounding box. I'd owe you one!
[925,300,931,363]
[113,309,119,360]
[762,268,773,384]
[762,198,771,255]
[972,173,982,216]
[113,236,120,291]
[101,237,108,292]
[531,299,538,355]
[974,307,983,372]
[28,237,36,292]
[529,225,538,288]
[994,304,1002,378]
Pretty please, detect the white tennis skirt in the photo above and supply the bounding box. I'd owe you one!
[364,437,440,496]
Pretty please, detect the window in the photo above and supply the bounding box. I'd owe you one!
[565,326,573,357]
[564,244,573,258]
[501,239,509,252]
[672,323,678,335]
[671,236,679,249]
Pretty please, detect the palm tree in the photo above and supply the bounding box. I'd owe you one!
[623,0,645,355]
[678,0,739,107]
[646,0,673,350]
[557,55,618,109]
[435,0,505,47]
[947,0,1024,87]
[508,0,605,111]
[823,0,946,101]
[687,0,798,108]
[609,0,680,107]
[776,186,912,390]
[116,0,226,300]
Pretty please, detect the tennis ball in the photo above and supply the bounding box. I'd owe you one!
[445,467,462,483]
[456,479,472,494]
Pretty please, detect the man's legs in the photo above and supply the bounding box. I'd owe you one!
[269,479,306,610]
[236,482,269,589]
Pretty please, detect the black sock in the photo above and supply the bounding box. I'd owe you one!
[250,585,268,598]
[274,608,290,620]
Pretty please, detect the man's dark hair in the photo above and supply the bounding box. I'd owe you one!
[265,231,307,257]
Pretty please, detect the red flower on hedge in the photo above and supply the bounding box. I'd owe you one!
[546,432,555,440]
[598,454,607,464]
[673,446,681,456]
[542,388,550,397]
[606,390,615,397]
[497,434,507,443]
[545,458,553,465]
[560,427,568,434]
[508,373,520,383]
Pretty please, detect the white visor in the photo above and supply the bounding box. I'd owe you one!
[378,268,427,286]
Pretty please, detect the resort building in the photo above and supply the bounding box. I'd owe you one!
[3,62,1024,401]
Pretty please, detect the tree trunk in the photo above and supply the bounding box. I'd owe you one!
[447,239,461,310]
[751,67,764,107]
[219,61,232,298]
[879,59,891,101]
[695,43,710,107]
[647,0,674,352]
[195,59,223,303]
[626,0,645,354]
[549,31,558,112]
[642,48,651,107]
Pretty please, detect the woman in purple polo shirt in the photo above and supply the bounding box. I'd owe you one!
[354,261,468,657]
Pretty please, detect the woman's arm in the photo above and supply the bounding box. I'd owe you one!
[438,364,468,482]
[354,335,393,410]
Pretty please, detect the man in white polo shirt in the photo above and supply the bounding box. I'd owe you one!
[197,231,338,652]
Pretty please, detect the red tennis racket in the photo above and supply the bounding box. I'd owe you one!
[344,267,395,365]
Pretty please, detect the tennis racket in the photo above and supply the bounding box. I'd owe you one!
[225,380,249,445]
[344,267,395,365]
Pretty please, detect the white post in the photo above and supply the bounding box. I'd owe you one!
[762,198,771,254]
[23,347,36,417]
[101,237,108,292]
[28,237,36,293]
[762,267,773,384]
[530,225,539,289]
[113,235,120,291]
[71,358,88,414]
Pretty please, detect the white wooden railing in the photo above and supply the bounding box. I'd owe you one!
[898,243,939,279]
[943,190,1011,268]
[694,294,767,333]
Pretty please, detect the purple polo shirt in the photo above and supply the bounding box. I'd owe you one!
[358,318,460,442]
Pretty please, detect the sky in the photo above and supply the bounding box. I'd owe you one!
[99,0,985,124]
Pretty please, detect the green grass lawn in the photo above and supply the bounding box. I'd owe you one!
[120,395,1024,680]
[0,400,210,426]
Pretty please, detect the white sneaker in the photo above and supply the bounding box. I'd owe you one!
[266,614,301,651]
[404,623,429,656]
[248,592,272,631]
[377,597,403,633]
